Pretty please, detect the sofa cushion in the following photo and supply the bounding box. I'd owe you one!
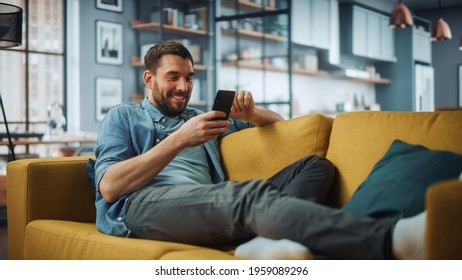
[24,220,238,260]
[220,114,334,181]
[341,139,462,220]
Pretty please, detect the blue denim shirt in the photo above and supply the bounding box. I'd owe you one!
[94,98,254,237]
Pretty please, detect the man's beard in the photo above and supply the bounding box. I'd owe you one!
[151,83,190,117]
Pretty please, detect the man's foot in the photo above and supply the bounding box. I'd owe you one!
[234,236,314,260]
[392,212,426,259]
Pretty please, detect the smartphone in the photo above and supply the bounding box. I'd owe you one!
[211,90,235,120]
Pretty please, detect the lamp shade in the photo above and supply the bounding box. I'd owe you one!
[431,18,452,41]
[389,2,413,29]
[0,3,23,48]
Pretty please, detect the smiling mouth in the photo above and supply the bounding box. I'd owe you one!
[171,95,186,101]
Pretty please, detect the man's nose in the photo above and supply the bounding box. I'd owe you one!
[176,78,187,91]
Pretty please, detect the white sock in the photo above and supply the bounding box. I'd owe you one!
[234,236,314,260]
[392,212,426,259]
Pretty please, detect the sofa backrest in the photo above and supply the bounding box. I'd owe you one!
[325,111,462,207]
[220,114,334,181]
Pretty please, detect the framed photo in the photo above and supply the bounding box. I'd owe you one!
[96,0,123,12]
[96,20,123,65]
[96,77,123,121]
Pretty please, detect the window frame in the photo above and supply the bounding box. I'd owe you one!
[0,0,66,135]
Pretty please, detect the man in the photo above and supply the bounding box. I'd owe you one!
[93,41,425,260]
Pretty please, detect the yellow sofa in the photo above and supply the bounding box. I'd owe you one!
[7,111,462,259]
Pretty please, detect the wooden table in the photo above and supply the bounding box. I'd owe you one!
[0,136,97,158]
[0,137,95,145]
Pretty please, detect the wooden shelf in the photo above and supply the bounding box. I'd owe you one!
[222,60,287,73]
[131,56,143,67]
[131,20,210,36]
[222,61,391,84]
[222,28,286,42]
[222,61,329,76]
[292,67,329,77]
[222,0,277,12]
[131,56,207,70]
[339,76,392,84]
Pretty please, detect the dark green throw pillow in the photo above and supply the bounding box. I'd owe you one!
[342,139,462,220]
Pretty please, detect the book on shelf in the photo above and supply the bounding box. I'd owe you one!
[148,5,207,32]
[191,44,202,64]
[184,12,199,30]
[171,39,202,64]
[173,38,192,50]
[266,0,276,9]
[188,7,207,31]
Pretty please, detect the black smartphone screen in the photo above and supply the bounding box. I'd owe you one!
[212,90,235,120]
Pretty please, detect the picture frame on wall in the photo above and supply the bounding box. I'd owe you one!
[96,20,123,65]
[95,77,123,121]
[96,0,123,13]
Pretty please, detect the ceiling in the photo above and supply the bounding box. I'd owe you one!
[340,0,462,11]
[382,0,462,10]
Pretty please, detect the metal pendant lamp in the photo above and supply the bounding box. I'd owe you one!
[431,0,452,41]
[0,3,22,47]
[389,1,413,29]
[0,3,23,161]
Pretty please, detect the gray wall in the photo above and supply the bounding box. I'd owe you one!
[348,1,462,109]
[78,1,137,132]
[74,1,461,135]
[417,6,462,108]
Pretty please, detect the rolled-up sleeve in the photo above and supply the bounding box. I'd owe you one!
[94,106,137,191]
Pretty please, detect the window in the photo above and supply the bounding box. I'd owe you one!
[0,0,64,156]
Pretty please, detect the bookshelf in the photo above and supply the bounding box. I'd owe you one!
[131,0,213,109]
[215,0,293,118]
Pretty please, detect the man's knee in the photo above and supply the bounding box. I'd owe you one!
[301,155,335,175]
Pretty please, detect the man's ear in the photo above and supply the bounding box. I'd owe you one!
[143,70,153,88]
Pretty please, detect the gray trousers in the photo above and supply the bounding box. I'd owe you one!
[125,155,395,259]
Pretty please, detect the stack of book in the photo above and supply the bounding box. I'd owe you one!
[151,6,207,31]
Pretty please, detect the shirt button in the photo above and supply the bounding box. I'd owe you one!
[155,138,160,143]
[117,217,122,221]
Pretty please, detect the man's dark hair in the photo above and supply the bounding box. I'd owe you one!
[144,40,194,73]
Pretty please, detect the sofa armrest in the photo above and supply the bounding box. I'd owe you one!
[6,156,96,259]
[425,179,462,259]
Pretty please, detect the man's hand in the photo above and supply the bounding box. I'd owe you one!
[229,90,255,121]
[175,111,230,147]
[229,90,285,126]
